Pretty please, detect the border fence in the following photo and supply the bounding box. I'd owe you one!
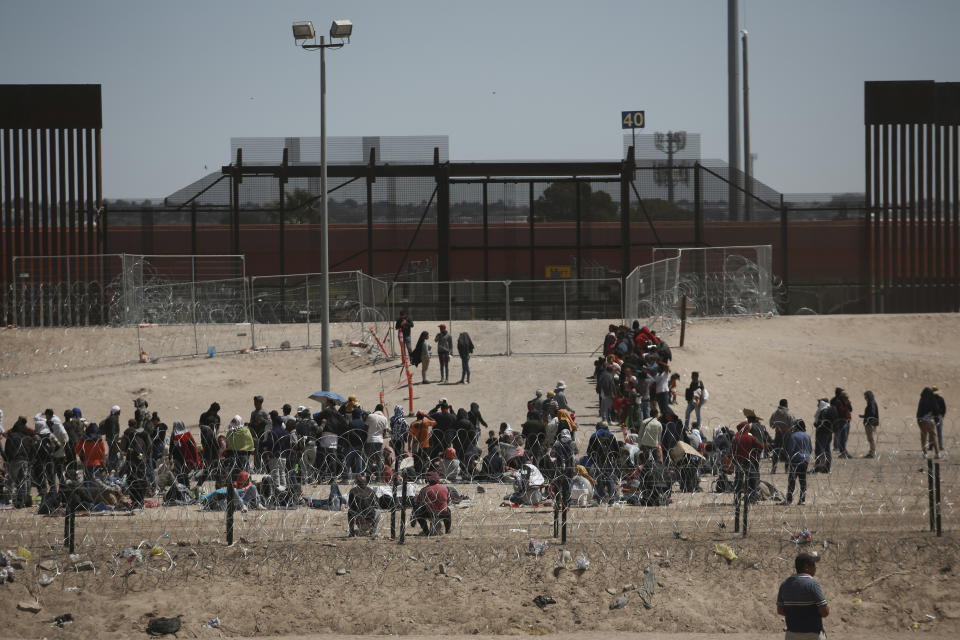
[624,244,776,331]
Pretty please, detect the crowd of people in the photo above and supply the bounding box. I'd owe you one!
[0,318,949,528]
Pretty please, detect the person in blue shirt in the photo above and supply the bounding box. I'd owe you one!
[782,420,813,505]
[777,552,829,639]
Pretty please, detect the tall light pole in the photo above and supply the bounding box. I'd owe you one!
[727,0,740,221]
[292,19,352,393]
[741,29,752,222]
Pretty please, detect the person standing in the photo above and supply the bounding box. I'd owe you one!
[769,399,796,474]
[457,332,474,383]
[102,405,122,474]
[596,366,616,424]
[683,371,707,429]
[395,310,414,359]
[364,404,388,481]
[411,331,432,384]
[932,386,947,452]
[776,552,829,639]
[435,324,452,382]
[654,364,671,418]
[860,391,879,458]
[917,387,941,459]
[782,421,812,505]
[830,388,853,459]
[733,411,765,504]
[812,399,836,474]
[4,416,37,508]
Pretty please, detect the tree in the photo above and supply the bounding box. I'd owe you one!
[534,182,619,222]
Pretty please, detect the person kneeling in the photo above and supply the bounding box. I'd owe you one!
[348,474,381,538]
[414,472,451,535]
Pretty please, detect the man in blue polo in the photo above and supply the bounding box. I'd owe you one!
[776,551,829,639]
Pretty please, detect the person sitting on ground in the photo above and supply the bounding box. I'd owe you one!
[232,470,265,511]
[348,473,380,538]
[569,464,596,506]
[504,456,546,506]
[414,471,451,535]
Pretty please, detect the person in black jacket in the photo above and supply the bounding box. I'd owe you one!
[4,417,37,508]
[917,387,940,459]
[813,399,838,473]
[860,391,879,458]
[587,422,619,504]
[457,332,475,383]
[932,387,947,452]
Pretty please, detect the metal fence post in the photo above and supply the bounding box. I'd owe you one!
[305,274,311,348]
[505,281,511,356]
[249,276,257,351]
[192,256,199,355]
[562,280,568,354]
[448,281,453,333]
[11,257,16,327]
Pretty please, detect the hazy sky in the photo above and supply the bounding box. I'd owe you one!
[2,1,957,199]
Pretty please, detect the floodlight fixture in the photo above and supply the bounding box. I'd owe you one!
[292,21,316,41]
[330,20,353,40]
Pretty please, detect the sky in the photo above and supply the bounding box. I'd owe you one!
[1,0,958,200]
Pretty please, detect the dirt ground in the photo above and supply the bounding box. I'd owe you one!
[0,314,958,638]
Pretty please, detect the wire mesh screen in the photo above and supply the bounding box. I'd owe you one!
[624,257,683,334]
[653,246,776,318]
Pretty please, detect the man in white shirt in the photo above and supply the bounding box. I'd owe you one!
[365,405,389,481]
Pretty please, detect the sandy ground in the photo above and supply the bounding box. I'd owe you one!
[0,314,958,639]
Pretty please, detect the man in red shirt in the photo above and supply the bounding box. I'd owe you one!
[414,471,451,535]
[733,409,766,504]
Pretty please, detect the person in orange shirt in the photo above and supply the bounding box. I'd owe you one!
[407,411,436,477]
[75,421,107,481]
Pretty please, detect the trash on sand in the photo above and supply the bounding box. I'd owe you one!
[53,613,73,628]
[533,595,556,609]
[38,573,55,586]
[528,539,548,556]
[150,546,164,557]
[17,601,42,613]
[852,597,862,604]
[791,526,812,544]
[509,529,528,533]
[609,594,628,610]
[146,615,182,635]
[120,549,143,563]
[575,555,590,570]
[713,543,738,561]
[205,618,221,629]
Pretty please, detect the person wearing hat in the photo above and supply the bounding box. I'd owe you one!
[434,324,453,382]
[414,471,451,535]
[554,381,570,412]
[776,551,829,638]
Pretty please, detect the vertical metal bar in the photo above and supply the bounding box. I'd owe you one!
[935,124,943,309]
[13,130,22,326]
[67,129,76,325]
[953,125,959,312]
[482,181,489,282]
[621,148,633,278]
[694,163,703,247]
[192,256,199,355]
[727,0,740,221]
[366,147,374,276]
[226,483,235,546]
[909,124,917,313]
[575,181,582,277]
[562,280,568,354]
[40,129,49,327]
[873,125,883,312]
[866,123,874,312]
[528,182,535,280]
[935,462,942,537]
[780,195,789,311]
[741,485,749,536]
[882,124,891,309]
[734,491,741,533]
[57,129,66,324]
[890,124,899,306]
[925,123,934,310]
[505,281,511,356]
[679,295,687,347]
[398,477,407,544]
[898,124,907,307]
[927,458,935,532]
[1,130,9,325]
[30,128,39,327]
[305,273,311,347]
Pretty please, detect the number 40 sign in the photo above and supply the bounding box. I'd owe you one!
[621,110,645,129]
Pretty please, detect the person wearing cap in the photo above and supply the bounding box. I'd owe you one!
[776,552,829,639]
[435,324,452,382]
[414,471,451,535]
[782,419,812,505]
